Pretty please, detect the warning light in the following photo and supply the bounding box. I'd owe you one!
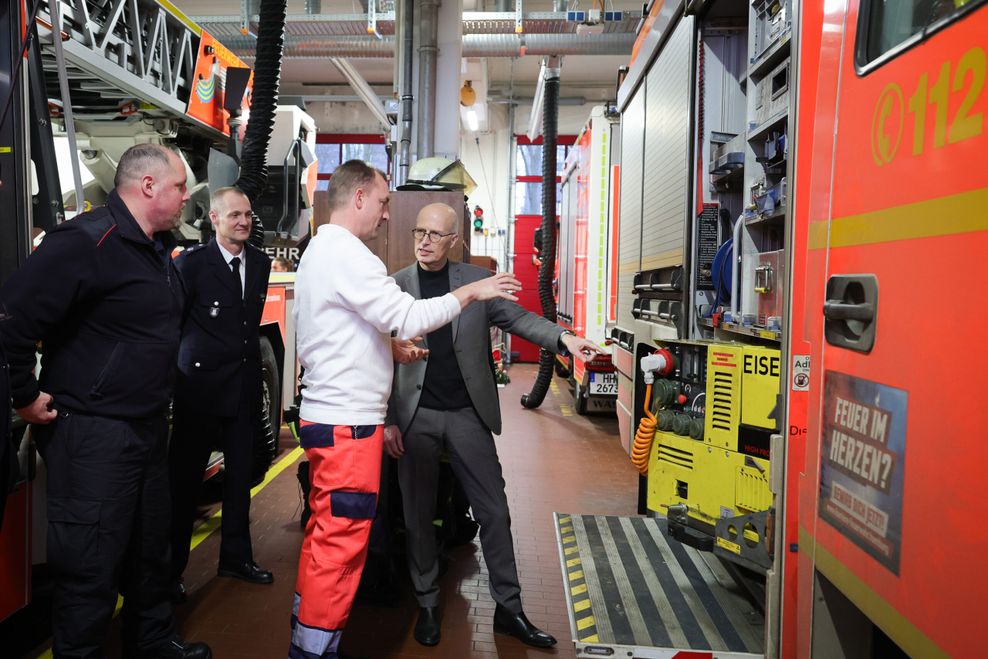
[473,205,484,232]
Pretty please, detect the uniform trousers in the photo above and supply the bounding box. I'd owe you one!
[291,422,383,659]
[168,404,254,578]
[34,410,175,658]
[398,406,522,613]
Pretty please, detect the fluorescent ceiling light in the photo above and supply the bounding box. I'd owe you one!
[527,59,547,141]
[466,108,480,132]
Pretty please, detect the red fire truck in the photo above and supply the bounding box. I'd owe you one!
[553,1,988,657]
[0,0,309,624]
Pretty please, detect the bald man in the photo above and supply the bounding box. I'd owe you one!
[384,203,603,648]
[0,144,210,658]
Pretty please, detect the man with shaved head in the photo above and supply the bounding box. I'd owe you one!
[385,202,604,648]
[0,143,211,658]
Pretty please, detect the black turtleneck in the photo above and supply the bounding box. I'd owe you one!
[417,262,473,410]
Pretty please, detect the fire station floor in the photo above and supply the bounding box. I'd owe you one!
[18,364,641,659]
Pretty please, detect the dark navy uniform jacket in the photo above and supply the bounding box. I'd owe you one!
[0,190,183,419]
[172,239,270,418]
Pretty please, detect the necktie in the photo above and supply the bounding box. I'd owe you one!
[230,256,242,300]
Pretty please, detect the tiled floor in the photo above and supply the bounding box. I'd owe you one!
[20,364,640,658]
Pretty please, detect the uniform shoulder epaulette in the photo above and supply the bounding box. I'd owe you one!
[66,206,116,243]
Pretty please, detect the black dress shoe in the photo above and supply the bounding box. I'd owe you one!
[143,639,212,659]
[217,560,274,584]
[493,604,557,648]
[171,579,187,604]
[413,606,441,646]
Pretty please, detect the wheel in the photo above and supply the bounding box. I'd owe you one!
[252,336,281,486]
[574,380,589,415]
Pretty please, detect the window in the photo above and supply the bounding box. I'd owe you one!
[315,134,389,190]
[513,135,574,217]
[857,0,986,70]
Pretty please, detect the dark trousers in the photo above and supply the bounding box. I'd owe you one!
[397,406,522,612]
[169,406,254,579]
[35,411,175,658]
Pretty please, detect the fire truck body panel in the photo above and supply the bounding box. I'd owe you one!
[796,2,988,657]
[558,106,620,413]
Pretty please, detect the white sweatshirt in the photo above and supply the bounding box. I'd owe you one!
[294,224,461,425]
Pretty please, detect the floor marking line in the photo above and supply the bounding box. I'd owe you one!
[34,446,304,659]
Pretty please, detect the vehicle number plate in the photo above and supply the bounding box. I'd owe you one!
[588,372,617,395]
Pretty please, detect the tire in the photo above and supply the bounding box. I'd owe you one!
[574,380,588,416]
[252,336,281,486]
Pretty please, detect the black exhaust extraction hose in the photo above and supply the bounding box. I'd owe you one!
[235,0,287,248]
[521,64,560,409]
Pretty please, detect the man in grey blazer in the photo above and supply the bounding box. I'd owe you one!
[384,202,603,648]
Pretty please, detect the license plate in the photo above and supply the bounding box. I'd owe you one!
[588,372,617,395]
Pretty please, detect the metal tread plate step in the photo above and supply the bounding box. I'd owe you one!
[554,514,765,658]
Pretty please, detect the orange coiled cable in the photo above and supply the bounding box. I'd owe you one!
[631,383,656,474]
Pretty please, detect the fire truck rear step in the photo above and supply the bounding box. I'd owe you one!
[554,513,765,658]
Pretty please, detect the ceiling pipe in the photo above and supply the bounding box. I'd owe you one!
[397,0,414,185]
[231,31,635,58]
[416,0,440,158]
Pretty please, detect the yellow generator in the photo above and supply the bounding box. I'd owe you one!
[644,340,779,572]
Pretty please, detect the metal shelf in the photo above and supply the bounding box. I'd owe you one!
[749,31,791,80]
[699,318,781,342]
[748,109,789,143]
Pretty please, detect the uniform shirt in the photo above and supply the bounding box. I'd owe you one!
[216,241,246,298]
[294,224,462,426]
[0,190,183,418]
[417,263,472,410]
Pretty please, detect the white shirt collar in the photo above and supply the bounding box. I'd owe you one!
[217,241,245,265]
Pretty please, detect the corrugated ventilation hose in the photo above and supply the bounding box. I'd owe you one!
[521,67,560,409]
[234,0,287,248]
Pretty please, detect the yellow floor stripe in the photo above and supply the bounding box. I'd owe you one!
[564,545,579,555]
[34,446,304,659]
[566,557,581,568]
[191,446,303,551]
[574,598,591,612]
[571,583,588,596]
[569,569,584,580]
[576,615,595,630]
[559,524,573,534]
[562,535,575,545]
[560,404,574,417]
[582,633,600,642]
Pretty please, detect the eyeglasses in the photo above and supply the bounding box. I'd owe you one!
[411,228,455,243]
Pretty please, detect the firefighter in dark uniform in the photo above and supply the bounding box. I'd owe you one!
[0,144,211,659]
[168,186,273,600]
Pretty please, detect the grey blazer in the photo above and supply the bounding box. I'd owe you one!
[388,261,563,435]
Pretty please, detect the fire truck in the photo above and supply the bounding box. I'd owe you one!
[557,105,621,415]
[553,0,988,657]
[0,0,312,623]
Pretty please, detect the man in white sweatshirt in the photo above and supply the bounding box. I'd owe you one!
[289,160,521,659]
